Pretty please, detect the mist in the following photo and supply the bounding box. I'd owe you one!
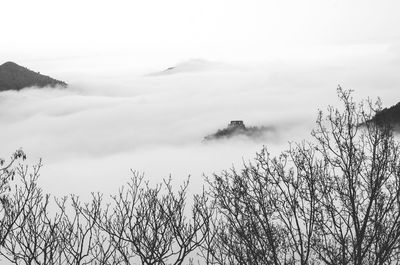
[1,50,400,198]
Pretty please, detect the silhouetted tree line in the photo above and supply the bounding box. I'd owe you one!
[1,88,400,264]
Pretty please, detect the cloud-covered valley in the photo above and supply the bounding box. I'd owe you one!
[1,54,399,198]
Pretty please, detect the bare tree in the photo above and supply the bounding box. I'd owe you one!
[203,162,287,265]
[253,142,324,265]
[0,163,109,265]
[0,150,27,246]
[310,88,400,264]
[57,196,99,265]
[83,171,211,265]
[0,161,65,265]
[203,87,400,265]
[204,140,323,265]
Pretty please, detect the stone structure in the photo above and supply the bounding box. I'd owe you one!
[228,120,245,129]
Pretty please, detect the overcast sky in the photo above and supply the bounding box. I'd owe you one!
[1,0,400,69]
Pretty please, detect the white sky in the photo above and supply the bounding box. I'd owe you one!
[1,0,400,67]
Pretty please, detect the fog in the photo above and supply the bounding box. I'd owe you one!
[1,49,400,198]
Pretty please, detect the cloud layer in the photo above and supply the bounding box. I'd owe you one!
[0,53,399,198]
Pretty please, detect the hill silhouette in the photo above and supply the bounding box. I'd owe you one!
[148,59,224,76]
[204,120,276,141]
[0,62,67,91]
[371,102,400,130]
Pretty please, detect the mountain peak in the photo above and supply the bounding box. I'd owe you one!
[1,61,19,67]
[148,59,225,76]
[0,61,67,91]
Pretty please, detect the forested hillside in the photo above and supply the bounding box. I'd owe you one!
[0,61,67,91]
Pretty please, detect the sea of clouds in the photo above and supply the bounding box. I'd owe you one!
[1,51,399,198]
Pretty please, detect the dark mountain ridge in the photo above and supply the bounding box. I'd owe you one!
[0,61,67,91]
[371,102,400,130]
